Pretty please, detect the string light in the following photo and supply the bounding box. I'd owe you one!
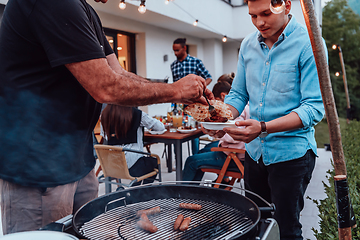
[335,72,340,77]
[116,0,234,43]
[138,0,146,14]
[222,35,228,42]
[119,0,126,10]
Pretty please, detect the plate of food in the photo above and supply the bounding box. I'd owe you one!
[200,120,237,130]
[184,101,236,130]
[177,126,197,133]
[148,129,167,135]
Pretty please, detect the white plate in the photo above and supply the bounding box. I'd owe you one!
[177,128,197,133]
[200,120,237,130]
[148,129,167,135]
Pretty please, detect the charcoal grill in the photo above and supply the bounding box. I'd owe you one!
[70,183,276,240]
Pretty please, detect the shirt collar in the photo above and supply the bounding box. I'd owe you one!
[176,54,191,63]
[257,14,296,43]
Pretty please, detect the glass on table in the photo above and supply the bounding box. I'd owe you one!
[172,114,183,128]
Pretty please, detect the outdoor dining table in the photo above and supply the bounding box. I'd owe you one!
[144,128,204,181]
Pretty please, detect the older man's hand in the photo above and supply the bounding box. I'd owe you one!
[173,74,214,105]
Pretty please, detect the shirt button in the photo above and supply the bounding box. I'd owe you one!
[266,62,269,65]
[261,140,264,143]
[262,82,265,86]
[260,103,263,107]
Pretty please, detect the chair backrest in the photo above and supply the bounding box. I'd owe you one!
[94,144,135,180]
[200,147,246,189]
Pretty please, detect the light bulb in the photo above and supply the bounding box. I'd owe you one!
[332,44,337,50]
[119,1,126,10]
[270,0,285,14]
[138,5,146,13]
[165,0,169,4]
[335,72,340,77]
[193,20,198,26]
[222,36,227,43]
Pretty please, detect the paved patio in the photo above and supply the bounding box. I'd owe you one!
[0,143,333,239]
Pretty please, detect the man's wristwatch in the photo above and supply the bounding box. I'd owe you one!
[259,121,268,138]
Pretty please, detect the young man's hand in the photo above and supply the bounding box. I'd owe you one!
[201,125,226,139]
[224,119,261,143]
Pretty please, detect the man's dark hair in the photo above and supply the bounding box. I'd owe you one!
[212,81,231,99]
[173,38,186,47]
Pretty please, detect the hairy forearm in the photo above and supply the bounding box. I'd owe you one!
[106,53,149,84]
[66,58,179,106]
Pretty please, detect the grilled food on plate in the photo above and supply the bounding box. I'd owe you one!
[184,100,233,122]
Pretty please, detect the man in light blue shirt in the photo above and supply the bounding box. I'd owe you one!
[208,0,326,239]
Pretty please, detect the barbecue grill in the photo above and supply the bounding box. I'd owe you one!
[42,182,280,239]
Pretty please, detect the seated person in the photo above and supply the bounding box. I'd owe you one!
[217,72,235,86]
[100,105,165,186]
[197,80,232,154]
[182,103,249,183]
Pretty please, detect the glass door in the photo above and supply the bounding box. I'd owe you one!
[104,28,136,74]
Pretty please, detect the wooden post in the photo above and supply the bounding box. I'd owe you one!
[299,0,353,239]
[337,45,351,124]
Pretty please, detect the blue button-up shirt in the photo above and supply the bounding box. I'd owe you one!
[171,54,212,82]
[225,15,326,165]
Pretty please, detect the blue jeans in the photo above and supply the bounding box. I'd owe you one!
[198,141,219,154]
[182,143,237,182]
[244,150,315,240]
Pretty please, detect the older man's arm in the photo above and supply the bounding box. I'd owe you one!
[66,57,212,106]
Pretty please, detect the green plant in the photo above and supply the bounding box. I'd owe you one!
[312,120,360,239]
[314,117,347,148]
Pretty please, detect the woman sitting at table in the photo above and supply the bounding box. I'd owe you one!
[100,105,165,186]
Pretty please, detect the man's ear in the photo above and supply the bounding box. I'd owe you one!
[183,45,187,51]
[285,0,291,15]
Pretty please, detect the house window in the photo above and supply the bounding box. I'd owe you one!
[104,28,136,74]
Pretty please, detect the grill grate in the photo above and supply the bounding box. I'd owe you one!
[80,198,254,240]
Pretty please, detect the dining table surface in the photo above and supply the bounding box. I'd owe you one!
[144,128,205,181]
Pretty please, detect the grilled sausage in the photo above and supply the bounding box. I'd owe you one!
[136,206,161,217]
[173,214,184,230]
[179,203,202,210]
[140,213,149,222]
[137,220,158,233]
[179,217,191,231]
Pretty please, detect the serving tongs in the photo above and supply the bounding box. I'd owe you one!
[203,91,217,116]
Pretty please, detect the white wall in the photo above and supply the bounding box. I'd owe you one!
[223,41,242,77]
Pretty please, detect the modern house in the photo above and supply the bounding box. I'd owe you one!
[0,0,323,116]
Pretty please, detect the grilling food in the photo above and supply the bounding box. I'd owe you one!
[203,116,229,123]
[173,214,184,230]
[137,220,158,233]
[179,217,192,231]
[179,203,202,210]
[184,100,233,122]
[136,206,161,217]
[140,213,149,222]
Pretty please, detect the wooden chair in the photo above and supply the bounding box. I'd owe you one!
[94,144,161,193]
[199,147,245,191]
